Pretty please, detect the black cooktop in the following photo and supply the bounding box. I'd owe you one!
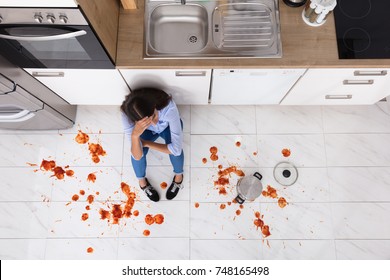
[334,0,390,59]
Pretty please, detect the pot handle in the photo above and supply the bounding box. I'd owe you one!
[253,172,263,181]
[235,194,245,205]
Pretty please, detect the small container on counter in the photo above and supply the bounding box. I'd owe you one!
[302,0,337,27]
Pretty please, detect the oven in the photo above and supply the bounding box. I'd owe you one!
[0,7,114,69]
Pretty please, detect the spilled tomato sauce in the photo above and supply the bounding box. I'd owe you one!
[88,143,106,163]
[86,247,94,253]
[194,202,200,208]
[278,197,288,208]
[143,229,150,236]
[154,214,164,224]
[87,173,96,183]
[282,148,291,157]
[160,182,167,189]
[75,130,89,144]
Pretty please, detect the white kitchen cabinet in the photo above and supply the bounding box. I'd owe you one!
[24,69,130,105]
[0,0,77,7]
[211,69,306,104]
[119,69,211,105]
[281,68,390,105]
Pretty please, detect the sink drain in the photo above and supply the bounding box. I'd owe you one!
[188,35,198,43]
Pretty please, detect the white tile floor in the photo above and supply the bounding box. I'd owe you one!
[1,103,390,260]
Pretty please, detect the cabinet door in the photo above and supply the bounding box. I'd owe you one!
[24,69,130,105]
[281,68,390,105]
[119,69,211,105]
[211,69,306,105]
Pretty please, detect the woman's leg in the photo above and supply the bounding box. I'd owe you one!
[159,121,184,178]
[130,130,159,181]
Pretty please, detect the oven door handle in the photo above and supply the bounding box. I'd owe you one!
[0,30,87,41]
[0,109,35,122]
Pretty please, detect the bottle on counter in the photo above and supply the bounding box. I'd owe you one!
[302,0,337,27]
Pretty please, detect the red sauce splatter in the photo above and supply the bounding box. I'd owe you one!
[145,214,154,225]
[253,212,271,238]
[72,194,79,201]
[210,154,219,161]
[194,203,200,208]
[88,143,106,163]
[81,213,89,221]
[96,192,100,195]
[85,205,90,211]
[262,225,271,238]
[218,187,227,195]
[87,173,96,183]
[160,182,167,189]
[253,151,258,156]
[143,230,150,236]
[52,166,65,179]
[239,204,244,209]
[40,160,56,171]
[133,210,139,216]
[111,204,123,224]
[262,185,278,199]
[99,209,110,220]
[209,146,219,161]
[79,190,85,195]
[26,162,38,167]
[220,204,226,210]
[202,158,207,164]
[154,214,164,224]
[278,197,288,208]
[218,164,223,169]
[236,210,241,216]
[86,195,94,204]
[65,170,74,177]
[87,247,93,253]
[282,148,291,157]
[227,202,232,206]
[75,130,89,144]
[235,141,241,147]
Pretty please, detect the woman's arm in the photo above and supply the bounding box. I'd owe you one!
[131,117,152,160]
[141,140,171,154]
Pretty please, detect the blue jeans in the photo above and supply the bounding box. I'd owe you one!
[131,121,184,179]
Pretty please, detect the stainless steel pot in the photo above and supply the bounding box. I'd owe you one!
[283,0,307,7]
[235,172,263,204]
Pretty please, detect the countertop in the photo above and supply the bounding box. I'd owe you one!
[116,0,390,69]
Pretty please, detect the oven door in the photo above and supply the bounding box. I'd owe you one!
[0,25,114,69]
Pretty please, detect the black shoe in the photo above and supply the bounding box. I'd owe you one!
[140,178,160,202]
[166,175,184,200]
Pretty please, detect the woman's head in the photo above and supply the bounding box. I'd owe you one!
[120,88,171,123]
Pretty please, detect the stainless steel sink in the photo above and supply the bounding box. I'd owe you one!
[149,4,209,53]
[145,0,282,58]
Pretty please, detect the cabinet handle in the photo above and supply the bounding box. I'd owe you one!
[325,95,352,100]
[175,71,206,77]
[354,70,387,76]
[343,79,373,85]
[32,71,64,77]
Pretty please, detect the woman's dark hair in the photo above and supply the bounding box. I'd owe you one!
[120,88,172,122]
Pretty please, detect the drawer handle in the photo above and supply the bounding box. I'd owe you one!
[343,79,373,85]
[325,95,352,100]
[354,70,387,76]
[175,71,206,77]
[32,71,64,77]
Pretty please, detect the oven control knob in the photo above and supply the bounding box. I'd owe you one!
[47,14,56,24]
[34,14,43,23]
[59,15,68,24]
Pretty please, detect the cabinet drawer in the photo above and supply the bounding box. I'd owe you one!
[281,68,390,105]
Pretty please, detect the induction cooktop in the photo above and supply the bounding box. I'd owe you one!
[333,0,390,59]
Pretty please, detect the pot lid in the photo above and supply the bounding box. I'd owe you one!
[273,161,298,186]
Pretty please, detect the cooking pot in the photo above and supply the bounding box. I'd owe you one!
[235,172,263,204]
[283,0,307,7]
